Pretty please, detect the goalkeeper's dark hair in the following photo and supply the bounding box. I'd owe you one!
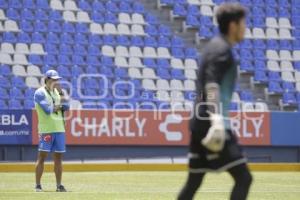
[216,3,247,35]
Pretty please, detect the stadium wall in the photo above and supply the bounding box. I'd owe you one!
[0,110,299,162]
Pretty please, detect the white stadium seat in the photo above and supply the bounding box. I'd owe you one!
[171,58,184,69]
[12,65,27,76]
[0,9,5,20]
[279,18,292,29]
[104,23,117,35]
[129,57,143,68]
[245,28,254,38]
[279,29,293,40]
[295,71,300,82]
[1,43,14,54]
[64,0,78,10]
[116,46,129,57]
[90,23,103,34]
[170,91,184,102]
[266,28,279,39]
[102,45,115,57]
[131,24,145,35]
[184,80,196,91]
[129,47,143,57]
[27,77,41,88]
[266,50,280,60]
[15,43,29,54]
[63,11,76,22]
[184,69,197,80]
[157,47,171,58]
[129,68,142,79]
[30,43,45,54]
[232,92,240,102]
[27,65,42,76]
[279,50,293,61]
[170,80,184,90]
[0,53,13,64]
[267,61,280,71]
[252,28,265,39]
[293,51,300,61]
[281,71,295,82]
[13,54,28,65]
[280,61,294,71]
[266,18,278,28]
[185,59,198,69]
[201,5,213,16]
[119,13,132,24]
[115,57,128,67]
[77,11,90,23]
[156,90,170,101]
[142,68,157,79]
[4,20,19,32]
[157,79,170,90]
[142,79,156,90]
[118,24,131,35]
[144,47,157,58]
[51,0,64,10]
[132,13,145,24]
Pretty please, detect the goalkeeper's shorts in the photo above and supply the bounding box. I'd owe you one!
[188,123,247,173]
[38,132,66,153]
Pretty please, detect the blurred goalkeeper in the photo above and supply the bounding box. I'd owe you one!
[178,3,252,200]
[34,70,69,192]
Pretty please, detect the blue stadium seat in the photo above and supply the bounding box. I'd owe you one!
[267,40,279,50]
[75,33,88,45]
[117,36,130,46]
[158,36,171,48]
[173,4,187,16]
[36,0,49,9]
[0,88,9,99]
[253,49,265,60]
[92,1,105,12]
[9,0,22,9]
[0,65,11,76]
[57,65,71,78]
[48,21,61,32]
[24,99,35,109]
[187,5,199,15]
[157,59,170,68]
[293,40,300,50]
[29,55,43,65]
[145,25,158,36]
[145,37,158,47]
[159,25,172,37]
[145,13,159,25]
[186,15,199,26]
[73,55,87,66]
[144,58,156,68]
[133,2,145,14]
[74,44,87,55]
[240,49,253,60]
[62,22,75,33]
[240,60,254,72]
[89,35,103,45]
[11,76,26,88]
[268,81,283,93]
[106,1,119,13]
[282,81,296,92]
[49,10,62,21]
[32,32,45,43]
[86,66,98,74]
[44,54,57,65]
[253,40,266,50]
[157,68,171,79]
[78,0,91,11]
[115,68,128,78]
[199,26,213,37]
[4,32,17,43]
[283,92,297,105]
[47,32,59,44]
[60,33,74,44]
[60,44,73,55]
[24,88,35,99]
[230,102,239,111]
[254,70,268,82]
[120,2,132,13]
[103,35,116,46]
[9,87,24,99]
[7,8,20,20]
[266,7,278,17]
[87,56,100,66]
[255,60,267,70]
[9,99,23,109]
[34,20,47,32]
[185,48,198,59]
[240,91,254,102]
[105,12,118,24]
[100,67,114,78]
[131,36,144,47]
[35,9,48,21]
[240,39,252,49]
[295,62,300,71]
[21,9,34,20]
[76,23,89,33]
[88,45,101,56]
[280,40,292,50]
[172,36,184,48]
[171,69,185,80]
[172,48,185,59]
[268,71,281,82]
[0,0,7,8]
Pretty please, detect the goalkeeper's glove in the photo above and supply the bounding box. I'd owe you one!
[201,113,226,152]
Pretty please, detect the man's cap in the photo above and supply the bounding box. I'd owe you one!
[45,70,61,80]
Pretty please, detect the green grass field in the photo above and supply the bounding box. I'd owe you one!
[0,172,300,200]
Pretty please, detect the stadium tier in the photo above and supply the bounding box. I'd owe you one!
[0,0,299,111]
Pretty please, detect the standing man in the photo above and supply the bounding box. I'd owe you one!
[34,70,69,192]
[178,3,252,200]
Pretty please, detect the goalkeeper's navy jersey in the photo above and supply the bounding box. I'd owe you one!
[190,35,237,132]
